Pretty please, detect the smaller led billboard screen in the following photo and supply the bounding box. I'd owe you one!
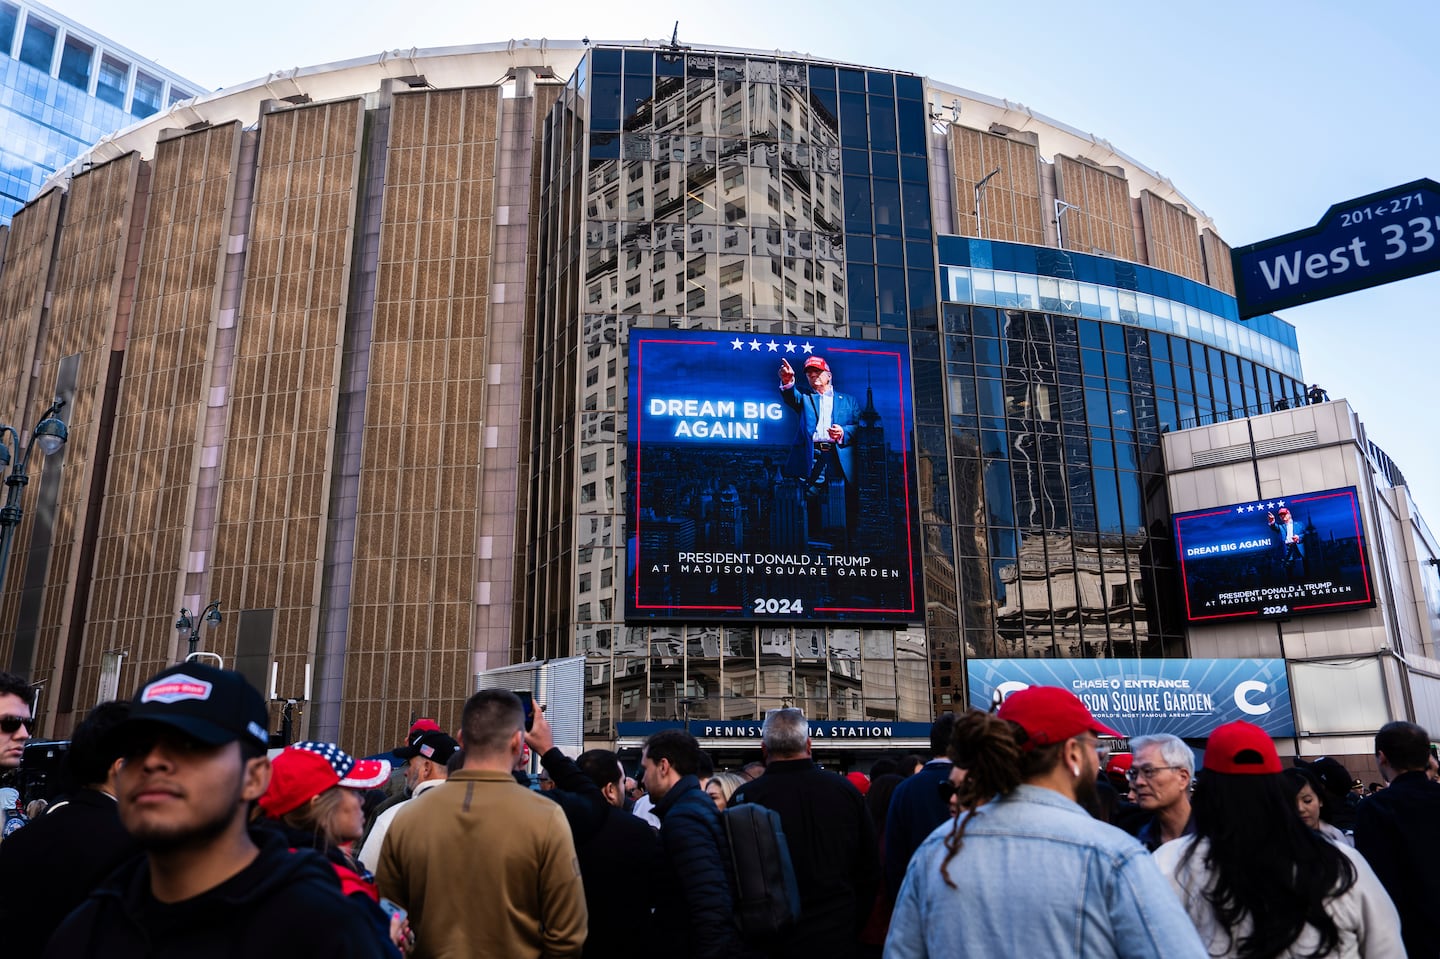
[1173,486,1375,622]
[626,328,921,623]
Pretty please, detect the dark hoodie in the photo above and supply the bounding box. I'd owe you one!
[43,827,395,959]
[254,816,399,954]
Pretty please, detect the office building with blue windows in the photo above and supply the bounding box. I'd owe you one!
[0,38,1429,763]
[0,0,202,224]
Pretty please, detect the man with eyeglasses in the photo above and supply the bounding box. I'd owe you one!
[0,670,35,772]
[1125,733,1194,852]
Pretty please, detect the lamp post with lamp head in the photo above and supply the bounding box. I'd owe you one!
[175,600,222,659]
[0,398,69,606]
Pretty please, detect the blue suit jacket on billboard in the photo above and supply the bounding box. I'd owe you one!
[781,383,861,483]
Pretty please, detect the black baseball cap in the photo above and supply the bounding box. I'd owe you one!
[394,730,459,765]
[115,663,270,751]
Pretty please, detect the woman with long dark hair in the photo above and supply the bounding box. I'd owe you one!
[1154,722,1402,958]
[1283,766,1353,847]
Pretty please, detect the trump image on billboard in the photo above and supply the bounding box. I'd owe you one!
[1173,486,1376,622]
[626,328,921,623]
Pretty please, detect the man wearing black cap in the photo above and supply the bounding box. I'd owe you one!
[779,354,862,540]
[356,729,458,873]
[44,663,392,958]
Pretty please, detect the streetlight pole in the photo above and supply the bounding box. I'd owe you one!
[0,398,69,604]
[175,600,222,659]
[973,167,1001,240]
[1054,199,1081,250]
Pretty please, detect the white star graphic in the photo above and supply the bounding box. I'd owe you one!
[766,340,779,352]
[731,338,744,350]
[784,341,797,353]
[801,342,815,354]
[749,339,762,351]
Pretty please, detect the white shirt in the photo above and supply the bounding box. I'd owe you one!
[357,777,446,873]
[1154,835,1403,958]
[812,388,835,441]
[631,793,660,829]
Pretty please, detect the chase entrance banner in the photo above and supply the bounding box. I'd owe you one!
[967,658,1296,738]
[626,328,921,623]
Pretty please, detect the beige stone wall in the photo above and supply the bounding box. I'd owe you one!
[1054,155,1136,260]
[1202,228,1236,295]
[0,191,61,430]
[79,124,243,711]
[21,155,141,723]
[950,126,1043,245]
[1140,189,1204,283]
[345,87,500,747]
[207,99,364,736]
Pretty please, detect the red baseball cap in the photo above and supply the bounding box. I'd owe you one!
[1105,752,1134,777]
[1203,721,1281,775]
[845,771,871,795]
[408,718,442,738]
[997,686,1123,749]
[803,356,830,373]
[259,742,391,818]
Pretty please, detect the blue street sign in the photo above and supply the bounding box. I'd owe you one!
[1232,178,1440,320]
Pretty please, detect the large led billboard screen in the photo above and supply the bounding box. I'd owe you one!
[626,328,921,623]
[1173,486,1375,622]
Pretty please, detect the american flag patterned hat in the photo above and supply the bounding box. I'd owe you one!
[258,741,391,817]
[290,741,391,788]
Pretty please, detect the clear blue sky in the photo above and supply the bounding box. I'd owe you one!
[52,0,1440,523]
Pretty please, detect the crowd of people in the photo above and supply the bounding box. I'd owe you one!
[1,663,1438,957]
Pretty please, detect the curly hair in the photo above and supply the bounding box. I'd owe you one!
[938,709,1062,888]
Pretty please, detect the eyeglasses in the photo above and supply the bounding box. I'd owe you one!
[1125,764,1178,783]
[938,781,957,802]
[1083,738,1112,763]
[1,715,35,734]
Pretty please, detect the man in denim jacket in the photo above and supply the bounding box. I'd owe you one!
[884,687,1206,959]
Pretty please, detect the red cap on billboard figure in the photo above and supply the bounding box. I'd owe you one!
[802,356,830,373]
[997,685,1123,749]
[1276,507,1290,517]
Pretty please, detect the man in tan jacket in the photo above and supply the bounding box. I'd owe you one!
[377,689,587,958]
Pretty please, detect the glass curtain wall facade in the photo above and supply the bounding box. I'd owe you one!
[924,246,1303,706]
[0,0,200,224]
[527,48,936,736]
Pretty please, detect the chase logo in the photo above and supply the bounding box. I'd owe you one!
[1232,681,1272,716]
[141,675,212,704]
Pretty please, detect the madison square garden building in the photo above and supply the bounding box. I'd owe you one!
[0,40,1311,753]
